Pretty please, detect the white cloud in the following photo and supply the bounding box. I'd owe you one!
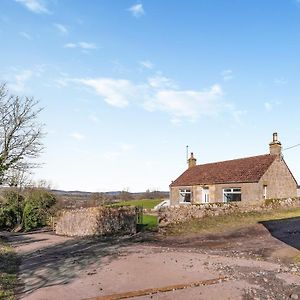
[70,132,85,141]
[140,60,154,69]
[19,31,32,40]
[144,84,224,120]
[264,101,272,111]
[147,74,177,89]
[10,70,33,92]
[273,77,287,86]
[64,42,97,50]
[78,42,97,50]
[264,100,280,112]
[77,78,138,108]
[77,77,226,120]
[6,67,44,93]
[54,78,69,87]
[5,65,46,93]
[221,69,234,81]
[64,43,77,48]
[63,72,238,122]
[15,0,49,14]
[54,23,68,35]
[120,143,134,151]
[128,3,145,17]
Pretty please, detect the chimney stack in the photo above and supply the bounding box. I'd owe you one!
[269,132,282,155]
[188,152,197,168]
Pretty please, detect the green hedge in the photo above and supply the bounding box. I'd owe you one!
[0,188,56,232]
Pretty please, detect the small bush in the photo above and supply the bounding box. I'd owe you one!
[0,190,24,229]
[23,188,56,232]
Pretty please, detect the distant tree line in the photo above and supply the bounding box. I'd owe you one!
[53,189,169,210]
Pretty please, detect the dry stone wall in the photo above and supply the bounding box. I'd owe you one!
[159,197,300,227]
[56,206,137,237]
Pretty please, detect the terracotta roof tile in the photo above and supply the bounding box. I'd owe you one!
[170,154,277,187]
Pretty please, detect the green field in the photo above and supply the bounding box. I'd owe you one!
[111,199,160,230]
[112,199,162,210]
[142,215,158,229]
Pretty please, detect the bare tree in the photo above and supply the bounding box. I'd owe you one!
[6,168,32,188]
[0,83,44,184]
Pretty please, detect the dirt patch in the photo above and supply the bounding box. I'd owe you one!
[155,223,300,263]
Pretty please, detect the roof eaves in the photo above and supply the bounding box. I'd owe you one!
[170,179,260,187]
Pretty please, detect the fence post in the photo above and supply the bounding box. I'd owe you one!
[136,205,144,231]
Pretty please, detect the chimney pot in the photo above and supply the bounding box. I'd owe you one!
[269,132,282,155]
[188,152,197,168]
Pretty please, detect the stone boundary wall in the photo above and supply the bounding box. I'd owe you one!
[158,197,300,227]
[56,206,137,237]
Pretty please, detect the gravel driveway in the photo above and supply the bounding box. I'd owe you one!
[4,221,300,300]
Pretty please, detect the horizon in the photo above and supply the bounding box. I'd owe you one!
[1,0,300,192]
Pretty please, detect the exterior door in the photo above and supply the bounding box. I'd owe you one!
[202,188,209,203]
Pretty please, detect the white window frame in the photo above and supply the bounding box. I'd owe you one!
[202,187,210,203]
[179,189,192,203]
[263,185,267,200]
[223,187,241,203]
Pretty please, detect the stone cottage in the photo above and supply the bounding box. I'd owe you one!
[170,133,298,205]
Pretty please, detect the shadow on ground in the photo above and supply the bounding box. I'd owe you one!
[151,224,292,261]
[5,232,155,298]
[260,216,300,250]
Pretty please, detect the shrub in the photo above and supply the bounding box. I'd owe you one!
[0,190,24,229]
[23,188,56,231]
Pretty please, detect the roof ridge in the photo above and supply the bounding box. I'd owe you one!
[196,153,276,167]
[171,153,278,187]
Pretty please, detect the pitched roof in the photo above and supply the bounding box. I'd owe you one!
[170,154,277,187]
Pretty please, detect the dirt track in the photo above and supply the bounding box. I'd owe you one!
[4,218,300,300]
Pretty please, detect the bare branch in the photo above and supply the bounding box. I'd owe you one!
[0,83,45,184]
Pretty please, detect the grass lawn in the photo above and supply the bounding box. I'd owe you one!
[0,237,19,300]
[112,199,162,210]
[111,199,161,231]
[142,215,158,230]
[164,207,300,235]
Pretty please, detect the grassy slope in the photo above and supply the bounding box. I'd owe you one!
[0,237,19,300]
[112,199,162,210]
[164,207,300,235]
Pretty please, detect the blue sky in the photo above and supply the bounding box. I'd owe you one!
[1,0,300,192]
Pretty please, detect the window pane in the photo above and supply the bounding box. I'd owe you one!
[231,193,241,201]
[223,187,242,202]
[184,193,191,202]
[224,193,232,202]
[225,193,241,202]
[179,189,192,202]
